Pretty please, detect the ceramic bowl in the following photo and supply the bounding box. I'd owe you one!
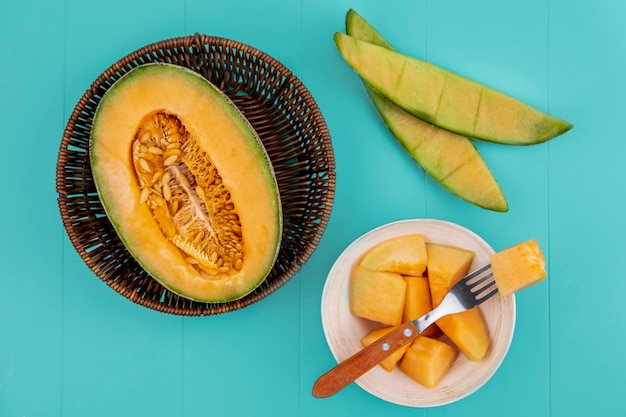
[320,218,515,407]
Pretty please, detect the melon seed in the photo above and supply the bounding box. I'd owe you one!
[151,171,162,184]
[140,188,150,204]
[163,183,172,201]
[195,186,206,202]
[164,154,178,166]
[139,158,151,172]
[148,146,163,155]
[161,171,171,185]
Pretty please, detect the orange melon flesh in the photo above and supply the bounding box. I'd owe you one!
[360,326,411,372]
[399,336,459,388]
[426,243,491,361]
[90,63,282,302]
[435,310,490,362]
[402,276,439,337]
[349,265,406,326]
[426,243,475,305]
[359,234,427,276]
[491,238,547,296]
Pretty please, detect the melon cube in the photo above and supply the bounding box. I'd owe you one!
[426,243,490,361]
[426,243,475,305]
[360,234,428,276]
[402,276,439,337]
[399,336,459,388]
[350,265,406,326]
[436,309,491,361]
[491,238,547,296]
[360,326,410,372]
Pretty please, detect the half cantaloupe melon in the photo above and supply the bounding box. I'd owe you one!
[90,63,282,303]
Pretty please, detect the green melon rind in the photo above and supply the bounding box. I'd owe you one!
[90,63,282,302]
[345,9,508,212]
[334,29,572,146]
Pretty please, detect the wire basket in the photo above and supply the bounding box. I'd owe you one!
[56,34,335,316]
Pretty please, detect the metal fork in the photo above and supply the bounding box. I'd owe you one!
[312,264,498,398]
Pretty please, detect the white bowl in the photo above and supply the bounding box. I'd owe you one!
[320,218,516,407]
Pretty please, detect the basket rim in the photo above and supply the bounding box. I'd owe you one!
[56,33,336,316]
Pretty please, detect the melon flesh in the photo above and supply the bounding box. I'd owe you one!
[360,326,411,372]
[435,311,490,362]
[426,243,491,361]
[399,336,459,389]
[349,265,406,326]
[491,238,547,296]
[90,63,282,303]
[402,276,439,337]
[359,234,427,276]
[426,243,475,305]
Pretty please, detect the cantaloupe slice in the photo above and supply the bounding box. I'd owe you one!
[359,234,428,276]
[399,336,459,389]
[344,9,508,213]
[402,276,439,337]
[426,243,491,361]
[349,265,406,326]
[360,326,411,372]
[491,238,547,296]
[334,32,572,145]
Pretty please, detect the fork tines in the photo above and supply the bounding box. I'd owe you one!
[464,264,499,303]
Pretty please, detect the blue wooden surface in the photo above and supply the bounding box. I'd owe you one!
[2,0,625,416]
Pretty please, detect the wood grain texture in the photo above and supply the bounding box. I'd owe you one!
[313,321,418,397]
[2,1,626,416]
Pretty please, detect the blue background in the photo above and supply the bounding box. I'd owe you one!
[2,0,625,416]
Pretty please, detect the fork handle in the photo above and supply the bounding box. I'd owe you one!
[312,321,418,398]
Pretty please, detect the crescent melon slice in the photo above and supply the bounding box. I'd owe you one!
[334,31,572,145]
[344,9,508,212]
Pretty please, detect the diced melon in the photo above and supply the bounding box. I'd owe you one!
[426,243,491,361]
[491,238,547,296]
[426,243,475,305]
[399,336,459,389]
[360,234,428,276]
[360,326,411,372]
[436,309,491,361]
[402,276,439,337]
[349,265,406,326]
